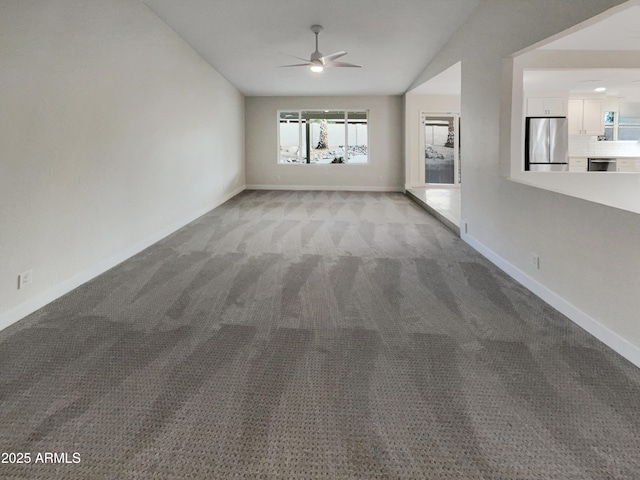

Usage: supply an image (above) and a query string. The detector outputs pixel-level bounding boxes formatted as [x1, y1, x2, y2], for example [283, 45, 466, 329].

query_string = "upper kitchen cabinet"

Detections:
[568, 98, 603, 136]
[526, 97, 567, 117]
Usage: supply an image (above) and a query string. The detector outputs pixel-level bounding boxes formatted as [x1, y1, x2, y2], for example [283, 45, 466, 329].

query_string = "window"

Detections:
[601, 104, 640, 141]
[618, 102, 640, 141]
[422, 114, 460, 185]
[278, 110, 368, 164]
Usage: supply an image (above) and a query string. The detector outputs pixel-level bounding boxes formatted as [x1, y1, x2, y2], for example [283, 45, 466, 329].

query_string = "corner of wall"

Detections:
[461, 230, 640, 369]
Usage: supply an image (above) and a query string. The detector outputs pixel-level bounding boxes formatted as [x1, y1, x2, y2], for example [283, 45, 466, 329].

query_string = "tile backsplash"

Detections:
[569, 135, 640, 157]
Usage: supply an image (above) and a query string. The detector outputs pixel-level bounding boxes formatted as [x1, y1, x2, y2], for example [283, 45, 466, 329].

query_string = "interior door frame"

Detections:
[420, 112, 460, 185]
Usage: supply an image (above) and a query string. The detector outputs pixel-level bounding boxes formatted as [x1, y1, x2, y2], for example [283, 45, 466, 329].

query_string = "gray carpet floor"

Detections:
[1, 190, 639, 479]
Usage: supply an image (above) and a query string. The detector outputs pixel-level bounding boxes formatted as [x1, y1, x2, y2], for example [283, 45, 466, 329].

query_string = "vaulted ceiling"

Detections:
[143, 0, 481, 96]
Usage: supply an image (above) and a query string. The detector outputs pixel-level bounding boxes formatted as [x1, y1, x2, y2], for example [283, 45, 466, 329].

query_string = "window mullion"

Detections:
[298, 111, 303, 162]
[344, 112, 349, 162]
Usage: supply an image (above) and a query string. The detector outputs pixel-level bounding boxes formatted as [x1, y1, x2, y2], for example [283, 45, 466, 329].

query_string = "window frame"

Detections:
[617, 101, 640, 141]
[277, 109, 369, 165]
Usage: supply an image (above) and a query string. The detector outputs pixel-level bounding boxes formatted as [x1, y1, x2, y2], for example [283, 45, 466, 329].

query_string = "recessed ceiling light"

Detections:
[595, 87, 606, 92]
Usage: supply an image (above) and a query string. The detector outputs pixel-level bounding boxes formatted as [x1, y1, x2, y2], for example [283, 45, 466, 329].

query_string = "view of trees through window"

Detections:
[602, 103, 640, 141]
[618, 102, 640, 141]
[278, 110, 368, 164]
[424, 115, 459, 184]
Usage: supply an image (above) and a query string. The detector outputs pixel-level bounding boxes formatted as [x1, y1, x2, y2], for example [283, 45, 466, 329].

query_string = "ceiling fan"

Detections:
[279, 25, 362, 73]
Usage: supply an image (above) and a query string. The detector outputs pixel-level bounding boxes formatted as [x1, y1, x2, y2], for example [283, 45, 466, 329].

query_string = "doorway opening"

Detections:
[404, 62, 462, 234]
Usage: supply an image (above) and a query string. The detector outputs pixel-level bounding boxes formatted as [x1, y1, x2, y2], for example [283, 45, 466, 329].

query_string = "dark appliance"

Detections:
[588, 158, 617, 172]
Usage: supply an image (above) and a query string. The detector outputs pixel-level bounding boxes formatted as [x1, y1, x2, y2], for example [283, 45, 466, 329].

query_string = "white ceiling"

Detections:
[526, 3, 640, 101]
[142, 0, 481, 96]
[524, 69, 640, 100]
[540, 4, 640, 50]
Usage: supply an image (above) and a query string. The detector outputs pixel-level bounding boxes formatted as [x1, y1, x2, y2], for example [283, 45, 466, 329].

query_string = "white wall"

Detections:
[245, 96, 403, 190]
[404, 94, 460, 187]
[409, 0, 640, 365]
[0, 0, 245, 328]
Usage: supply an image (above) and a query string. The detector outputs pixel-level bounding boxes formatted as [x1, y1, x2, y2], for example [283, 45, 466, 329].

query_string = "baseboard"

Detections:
[461, 231, 640, 368]
[0, 185, 246, 333]
[245, 184, 403, 192]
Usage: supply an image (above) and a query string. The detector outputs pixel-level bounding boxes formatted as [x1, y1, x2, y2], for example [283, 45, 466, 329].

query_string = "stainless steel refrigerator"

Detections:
[525, 117, 569, 171]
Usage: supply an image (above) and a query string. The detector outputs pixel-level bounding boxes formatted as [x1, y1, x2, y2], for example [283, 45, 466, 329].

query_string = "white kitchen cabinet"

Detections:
[568, 99, 603, 135]
[527, 97, 566, 116]
[617, 158, 640, 172]
[569, 157, 588, 172]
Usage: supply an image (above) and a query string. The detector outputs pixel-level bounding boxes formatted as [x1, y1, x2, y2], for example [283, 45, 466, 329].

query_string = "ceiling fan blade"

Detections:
[278, 63, 313, 68]
[320, 50, 347, 63]
[280, 52, 313, 63]
[325, 60, 362, 68]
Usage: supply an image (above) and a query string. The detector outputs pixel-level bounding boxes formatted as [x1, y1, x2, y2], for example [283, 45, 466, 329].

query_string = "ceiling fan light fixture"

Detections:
[279, 24, 362, 71]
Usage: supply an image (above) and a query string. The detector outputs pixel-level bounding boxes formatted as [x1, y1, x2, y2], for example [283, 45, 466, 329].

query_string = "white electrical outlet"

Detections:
[18, 269, 33, 289]
[530, 253, 540, 270]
